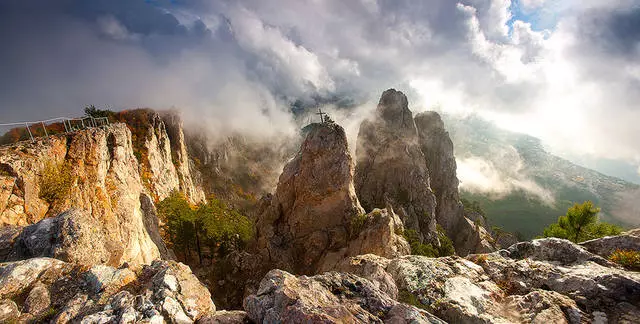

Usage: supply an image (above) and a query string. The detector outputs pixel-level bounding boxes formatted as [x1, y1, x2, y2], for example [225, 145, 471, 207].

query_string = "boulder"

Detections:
[355, 89, 438, 244]
[580, 231, 640, 259]
[319, 207, 410, 271]
[0, 257, 216, 323]
[0, 299, 20, 322]
[6, 209, 112, 265]
[243, 269, 445, 323]
[199, 310, 251, 323]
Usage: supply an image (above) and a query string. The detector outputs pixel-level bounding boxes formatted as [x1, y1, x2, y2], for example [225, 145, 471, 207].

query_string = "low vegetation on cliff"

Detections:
[38, 160, 73, 205]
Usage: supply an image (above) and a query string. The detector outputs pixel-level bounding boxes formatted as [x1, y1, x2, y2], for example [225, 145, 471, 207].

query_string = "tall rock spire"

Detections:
[354, 89, 438, 244]
[255, 121, 409, 274]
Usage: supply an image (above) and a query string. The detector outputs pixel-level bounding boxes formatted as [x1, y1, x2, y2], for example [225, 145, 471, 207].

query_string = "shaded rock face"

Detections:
[415, 111, 495, 255]
[243, 269, 445, 323]
[161, 112, 206, 204]
[355, 89, 437, 243]
[255, 122, 409, 274]
[331, 235, 640, 323]
[0, 124, 161, 265]
[0, 257, 215, 323]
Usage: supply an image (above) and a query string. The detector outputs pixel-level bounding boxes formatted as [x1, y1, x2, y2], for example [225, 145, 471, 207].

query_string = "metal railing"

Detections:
[0, 116, 110, 144]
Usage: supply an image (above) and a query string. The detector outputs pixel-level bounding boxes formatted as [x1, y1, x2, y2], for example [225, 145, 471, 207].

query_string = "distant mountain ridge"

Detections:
[442, 114, 640, 239]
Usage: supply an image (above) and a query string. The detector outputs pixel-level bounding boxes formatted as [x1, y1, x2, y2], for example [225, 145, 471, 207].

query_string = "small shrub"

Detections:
[472, 254, 489, 265]
[609, 249, 640, 271]
[403, 229, 437, 257]
[403, 227, 455, 257]
[350, 213, 368, 236]
[39, 160, 73, 204]
[436, 225, 456, 257]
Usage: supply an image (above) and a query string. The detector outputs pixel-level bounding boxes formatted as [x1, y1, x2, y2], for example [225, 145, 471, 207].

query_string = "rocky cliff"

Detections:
[0, 124, 162, 265]
[415, 111, 495, 255]
[355, 89, 439, 244]
[0, 110, 207, 266]
[355, 89, 493, 255]
[255, 122, 409, 274]
[160, 112, 206, 204]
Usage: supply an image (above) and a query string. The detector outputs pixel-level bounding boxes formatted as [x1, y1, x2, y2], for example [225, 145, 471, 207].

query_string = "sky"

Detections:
[1, 0, 640, 174]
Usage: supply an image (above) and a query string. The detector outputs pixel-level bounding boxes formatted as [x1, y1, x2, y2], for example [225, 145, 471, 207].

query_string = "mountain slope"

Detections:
[443, 114, 640, 239]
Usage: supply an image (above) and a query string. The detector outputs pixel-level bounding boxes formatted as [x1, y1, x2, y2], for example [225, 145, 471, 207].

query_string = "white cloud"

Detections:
[457, 154, 554, 203]
[1, 0, 640, 169]
[521, 0, 546, 10]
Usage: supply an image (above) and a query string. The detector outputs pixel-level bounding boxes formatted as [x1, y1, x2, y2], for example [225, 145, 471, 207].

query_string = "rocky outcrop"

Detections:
[0, 257, 215, 323]
[0, 124, 162, 265]
[161, 112, 206, 204]
[580, 229, 640, 259]
[355, 89, 438, 244]
[319, 207, 410, 272]
[255, 122, 409, 274]
[144, 113, 181, 201]
[255, 122, 364, 273]
[243, 269, 445, 323]
[5, 209, 111, 264]
[415, 111, 495, 255]
[414, 112, 463, 235]
[329, 236, 640, 323]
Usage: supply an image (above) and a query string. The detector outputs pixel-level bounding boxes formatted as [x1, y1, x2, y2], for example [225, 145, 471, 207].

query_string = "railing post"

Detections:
[25, 123, 34, 142]
[42, 122, 48, 137]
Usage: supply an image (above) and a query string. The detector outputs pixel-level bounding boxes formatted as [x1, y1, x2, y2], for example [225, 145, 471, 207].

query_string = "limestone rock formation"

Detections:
[415, 111, 495, 255]
[319, 207, 410, 272]
[331, 235, 640, 323]
[160, 112, 206, 204]
[243, 269, 445, 323]
[355, 89, 438, 243]
[0, 124, 163, 265]
[255, 122, 408, 274]
[414, 111, 463, 234]
[0, 257, 216, 323]
[144, 113, 182, 202]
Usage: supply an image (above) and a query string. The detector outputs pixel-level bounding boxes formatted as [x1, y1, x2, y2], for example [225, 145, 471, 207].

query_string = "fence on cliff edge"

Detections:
[0, 116, 110, 146]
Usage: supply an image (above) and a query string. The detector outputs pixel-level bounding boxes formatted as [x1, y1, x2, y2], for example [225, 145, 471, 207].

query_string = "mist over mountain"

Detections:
[443, 113, 640, 238]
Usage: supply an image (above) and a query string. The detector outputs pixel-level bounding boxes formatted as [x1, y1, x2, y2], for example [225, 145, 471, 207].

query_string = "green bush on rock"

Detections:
[542, 201, 621, 243]
[39, 160, 73, 205]
[403, 226, 455, 257]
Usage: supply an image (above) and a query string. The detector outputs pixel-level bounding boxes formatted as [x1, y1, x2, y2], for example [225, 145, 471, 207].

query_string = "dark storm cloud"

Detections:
[586, 6, 640, 57]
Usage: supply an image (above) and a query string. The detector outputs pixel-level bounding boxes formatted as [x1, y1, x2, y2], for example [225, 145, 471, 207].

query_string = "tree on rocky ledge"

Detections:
[157, 192, 253, 264]
[542, 201, 621, 243]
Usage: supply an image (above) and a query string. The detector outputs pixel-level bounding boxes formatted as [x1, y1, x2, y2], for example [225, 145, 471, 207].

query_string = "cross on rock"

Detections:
[316, 108, 327, 123]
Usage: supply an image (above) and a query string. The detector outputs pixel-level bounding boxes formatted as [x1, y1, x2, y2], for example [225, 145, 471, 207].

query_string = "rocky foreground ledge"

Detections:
[1, 231, 638, 323]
